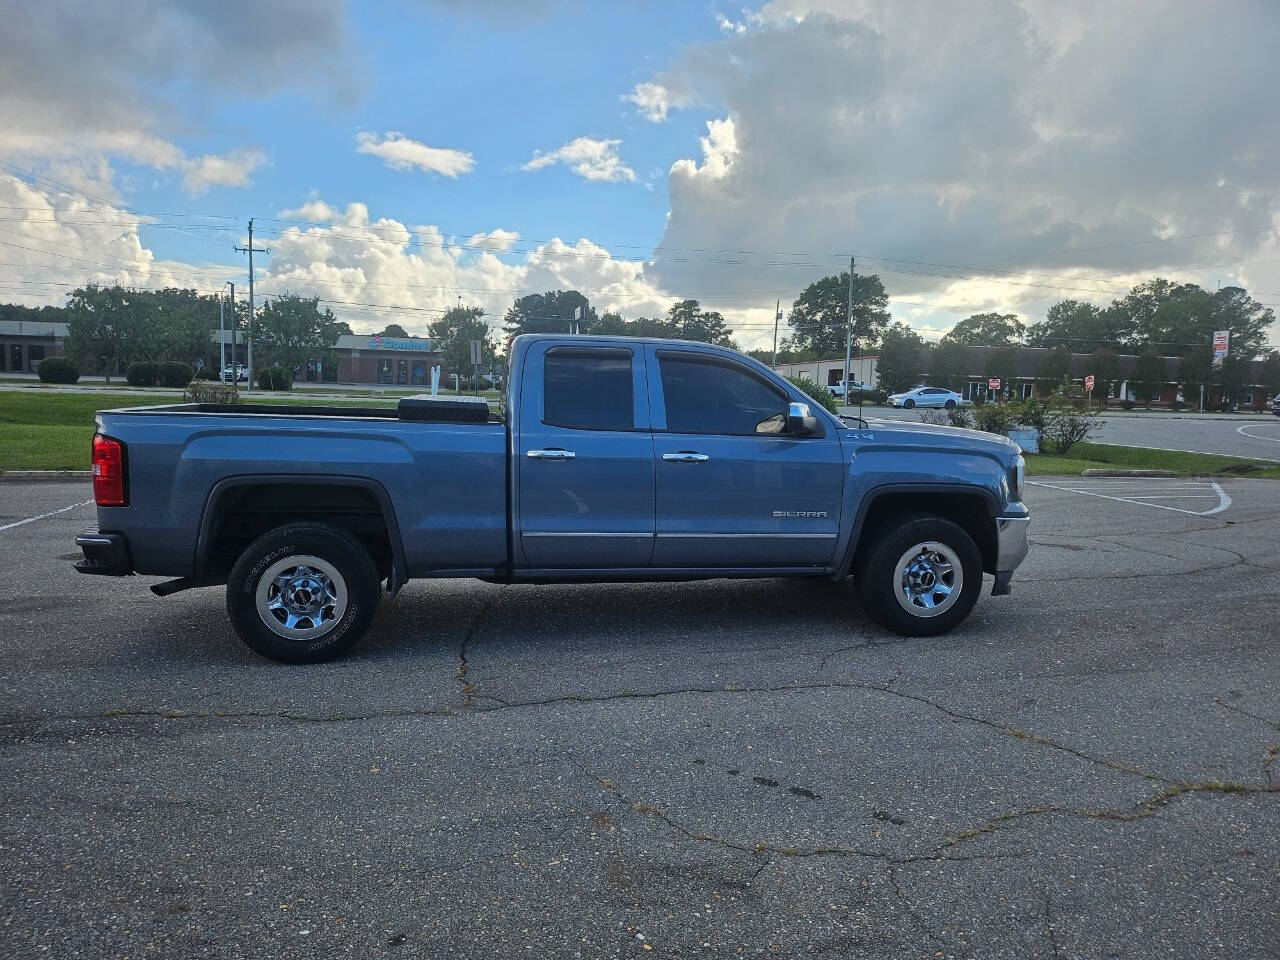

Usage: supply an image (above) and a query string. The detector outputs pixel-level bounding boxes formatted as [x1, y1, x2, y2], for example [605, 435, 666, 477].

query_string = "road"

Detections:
[2, 480, 1277, 958]
[856, 406, 1280, 461]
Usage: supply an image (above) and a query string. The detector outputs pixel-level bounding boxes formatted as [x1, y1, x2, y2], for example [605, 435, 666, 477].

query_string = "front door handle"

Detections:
[662, 452, 710, 463]
[527, 448, 576, 461]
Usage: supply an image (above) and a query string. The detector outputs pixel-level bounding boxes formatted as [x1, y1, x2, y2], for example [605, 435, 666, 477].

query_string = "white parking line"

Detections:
[1237, 423, 1280, 444]
[0, 499, 94, 533]
[1026, 480, 1231, 516]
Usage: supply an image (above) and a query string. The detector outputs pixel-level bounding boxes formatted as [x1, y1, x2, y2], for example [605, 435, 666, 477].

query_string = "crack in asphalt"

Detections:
[0, 678, 1176, 787]
[1213, 697, 1280, 731]
[932, 780, 1279, 857]
[1042, 889, 1062, 960]
[456, 596, 497, 710]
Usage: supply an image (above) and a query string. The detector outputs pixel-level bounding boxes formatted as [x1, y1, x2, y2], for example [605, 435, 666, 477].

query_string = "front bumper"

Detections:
[73, 532, 133, 576]
[992, 501, 1030, 596]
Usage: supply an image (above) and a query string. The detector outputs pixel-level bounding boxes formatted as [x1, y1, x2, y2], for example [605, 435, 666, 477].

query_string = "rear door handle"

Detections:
[527, 448, 576, 461]
[662, 452, 710, 463]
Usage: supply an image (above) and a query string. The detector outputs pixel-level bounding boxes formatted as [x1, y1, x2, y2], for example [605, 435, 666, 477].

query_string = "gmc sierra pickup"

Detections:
[74, 334, 1029, 663]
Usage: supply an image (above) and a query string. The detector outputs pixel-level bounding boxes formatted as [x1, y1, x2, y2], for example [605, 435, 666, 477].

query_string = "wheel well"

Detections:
[202, 483, 395, 580]
[855, 491, 998, 573]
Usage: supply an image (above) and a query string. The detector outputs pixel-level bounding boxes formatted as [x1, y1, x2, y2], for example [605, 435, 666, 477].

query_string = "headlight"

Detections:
[1010, 454, 1025, 501]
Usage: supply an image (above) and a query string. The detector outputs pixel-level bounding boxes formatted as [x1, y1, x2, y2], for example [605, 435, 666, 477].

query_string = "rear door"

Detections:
[646, 347, 845, 567]
[516, 342, 655, 568]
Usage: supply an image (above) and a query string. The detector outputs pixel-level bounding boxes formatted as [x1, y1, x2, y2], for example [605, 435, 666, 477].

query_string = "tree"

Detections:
[1035, 346, 1071, 391]
[334, 321, 354, 336]
[927, 340, 971, 392]
[1130, 349, 1168, 408]
[874, 322, 925, 393]
[1026, 300, 1123, 352]
[783, 271, 889, 356]
[151, 287, 221, 364]
[503, 290, 595, 336]
[1178, 345, 1214, 408]
[1087, 348, 1120, 404]
[985, 346, 1018, 399]
[1215, 353, 1253, 410]
[1259, 352, 1280, 401]
[253, 295, 343, 377]
[382, 323, 409, 338]
[427, 306, 495, 381]
[64, 284, 162, 381]
[664, 299, 736, 348]
[941, 312, 1024, 347]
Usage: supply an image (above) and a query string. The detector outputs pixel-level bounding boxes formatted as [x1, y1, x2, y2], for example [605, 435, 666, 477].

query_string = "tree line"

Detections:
[4, 270, 1275, 401]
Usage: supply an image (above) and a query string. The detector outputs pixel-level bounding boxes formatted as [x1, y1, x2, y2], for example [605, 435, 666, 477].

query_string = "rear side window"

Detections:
[660, 355, 786, 435]
[543, 348, 633, 430]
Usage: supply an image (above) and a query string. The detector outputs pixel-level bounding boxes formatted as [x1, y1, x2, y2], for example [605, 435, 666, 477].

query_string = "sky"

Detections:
[1, 0, 1279, 354]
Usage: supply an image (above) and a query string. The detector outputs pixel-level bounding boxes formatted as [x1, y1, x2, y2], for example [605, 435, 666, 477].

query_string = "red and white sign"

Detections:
[1213, 329, 1229, 367]
[988, 378, 1000, 390]
[1085, 375, 1095, 391]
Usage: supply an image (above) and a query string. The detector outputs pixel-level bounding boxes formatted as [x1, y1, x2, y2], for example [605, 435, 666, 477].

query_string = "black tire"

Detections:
[903, 398, 915, 409]
[855, 512, 982, 636]
[226, 522, 381, 664]
[944, 399, 956, 410]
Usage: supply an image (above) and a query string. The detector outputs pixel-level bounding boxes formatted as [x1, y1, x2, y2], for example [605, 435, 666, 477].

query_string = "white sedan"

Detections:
[887, 386, 965, 409]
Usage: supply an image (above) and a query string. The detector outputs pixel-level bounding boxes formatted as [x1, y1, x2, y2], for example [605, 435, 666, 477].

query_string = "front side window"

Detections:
[660, 355, 787, 435]
[543, 348, 633, 431]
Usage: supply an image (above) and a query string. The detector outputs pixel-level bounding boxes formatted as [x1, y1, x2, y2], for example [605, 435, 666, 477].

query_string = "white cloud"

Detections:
[523, 137, 636, 183]
[716, 12, 747, 34]
[638, 0, 1280, 344]
[354, 131, 475, 177]
[255, 203, 670, 337]
[181, 149, 268, 194]
[623, 81, 693, 123]
[278, 198, 341, 222]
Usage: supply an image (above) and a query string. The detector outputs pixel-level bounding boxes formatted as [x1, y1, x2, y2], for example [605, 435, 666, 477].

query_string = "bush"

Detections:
[917, 409, 950, 426]
[183, 379, 241, 404]
[971, 401, 1021, 435]
[1042, 395, 1102, 454]
[1015, 397, 1051, 432]
[157, 361, 195, 388]
[785, 376, 837, 414]
[257, 365, 293, 391]
[125, 361, 161, 386]
[37, 356, 80, 384]
[1120, 399, 1135, 411]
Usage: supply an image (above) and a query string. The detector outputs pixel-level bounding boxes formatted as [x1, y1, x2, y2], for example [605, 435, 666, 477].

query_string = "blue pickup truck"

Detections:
[75, 334, 1029, 663]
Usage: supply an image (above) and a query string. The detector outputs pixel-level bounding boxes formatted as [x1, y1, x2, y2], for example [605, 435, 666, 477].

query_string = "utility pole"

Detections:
[234, 219, 268, 388]
[843, 256, 854, 411]
[772, 299, 781, 367]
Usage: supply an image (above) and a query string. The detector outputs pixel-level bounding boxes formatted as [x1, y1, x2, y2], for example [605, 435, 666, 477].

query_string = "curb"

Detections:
[0, 470, 92, 483]
[1080, 469, 1176, 478]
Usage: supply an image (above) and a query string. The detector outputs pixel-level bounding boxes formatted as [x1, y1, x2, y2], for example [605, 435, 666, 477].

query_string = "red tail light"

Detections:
[92, 434, 127, 506]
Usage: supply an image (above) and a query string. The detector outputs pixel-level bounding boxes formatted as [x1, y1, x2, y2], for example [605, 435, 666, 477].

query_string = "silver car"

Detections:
[887, 386, 965, 409]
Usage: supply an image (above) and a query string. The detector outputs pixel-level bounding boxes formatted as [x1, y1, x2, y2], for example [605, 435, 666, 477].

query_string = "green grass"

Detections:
[0, 391, 497, 471]
[1025, 442, 1280, 479]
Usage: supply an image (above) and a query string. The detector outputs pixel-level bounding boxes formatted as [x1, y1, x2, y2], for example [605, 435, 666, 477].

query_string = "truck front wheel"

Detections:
[855, 513, 982, 636]
[226, 522, 381, 663]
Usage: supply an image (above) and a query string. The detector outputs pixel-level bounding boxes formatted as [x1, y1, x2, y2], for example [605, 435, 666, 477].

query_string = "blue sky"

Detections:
[2, 0, 1278, 348]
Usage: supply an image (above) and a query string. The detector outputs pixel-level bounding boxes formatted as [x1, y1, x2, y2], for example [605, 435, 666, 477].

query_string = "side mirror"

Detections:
[786, 401, 821, 436]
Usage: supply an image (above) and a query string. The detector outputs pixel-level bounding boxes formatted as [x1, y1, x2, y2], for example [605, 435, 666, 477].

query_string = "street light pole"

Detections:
[842, 256, 854, 410]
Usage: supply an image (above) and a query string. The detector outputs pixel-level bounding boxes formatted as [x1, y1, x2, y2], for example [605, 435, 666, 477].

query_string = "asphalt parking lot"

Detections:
[860, 406, 1280, 461]
[2, 480, 1277, 958]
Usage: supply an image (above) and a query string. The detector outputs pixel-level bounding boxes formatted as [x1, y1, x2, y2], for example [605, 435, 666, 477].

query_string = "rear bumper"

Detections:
[992, 502, 1030, 595]
[73, 532, 134, 576]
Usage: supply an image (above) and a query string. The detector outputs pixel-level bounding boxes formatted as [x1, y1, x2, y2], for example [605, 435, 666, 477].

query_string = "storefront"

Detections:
[0, 319, 67, 373]
[332, 333, 441, 385]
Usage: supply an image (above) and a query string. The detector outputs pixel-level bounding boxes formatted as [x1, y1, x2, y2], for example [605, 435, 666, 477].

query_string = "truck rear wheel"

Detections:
[855, 512, 982, 636]
[226, 522, 381, 663]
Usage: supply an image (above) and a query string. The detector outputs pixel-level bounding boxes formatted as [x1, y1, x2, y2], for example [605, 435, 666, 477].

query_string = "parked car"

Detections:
[828, 380, 865, 399]
[1271, 393, 1280, 416]
[75, 334, 1029, 663]
[887, 386, 966, 409]
[221, 365, 249, 382]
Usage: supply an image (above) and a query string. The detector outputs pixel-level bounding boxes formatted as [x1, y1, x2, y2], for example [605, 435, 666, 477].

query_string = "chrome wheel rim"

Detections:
[254, 554, 347, 641]
[893, 541, 963, 618]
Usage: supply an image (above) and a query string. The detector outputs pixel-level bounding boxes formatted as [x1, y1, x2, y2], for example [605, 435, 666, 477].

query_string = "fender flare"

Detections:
[834, 482, 1001, 578]
[193, 474, 409, 594]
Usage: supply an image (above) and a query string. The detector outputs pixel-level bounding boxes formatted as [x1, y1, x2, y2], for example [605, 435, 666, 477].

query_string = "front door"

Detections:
[517, 343, 655, 568]
[647, 348, 845, 567]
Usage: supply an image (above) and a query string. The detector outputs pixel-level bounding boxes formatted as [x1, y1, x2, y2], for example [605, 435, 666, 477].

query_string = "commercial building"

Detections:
[217, 332, 443, 385]
[0, 319, 68, 373]
[773, 344, 1278, 410]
